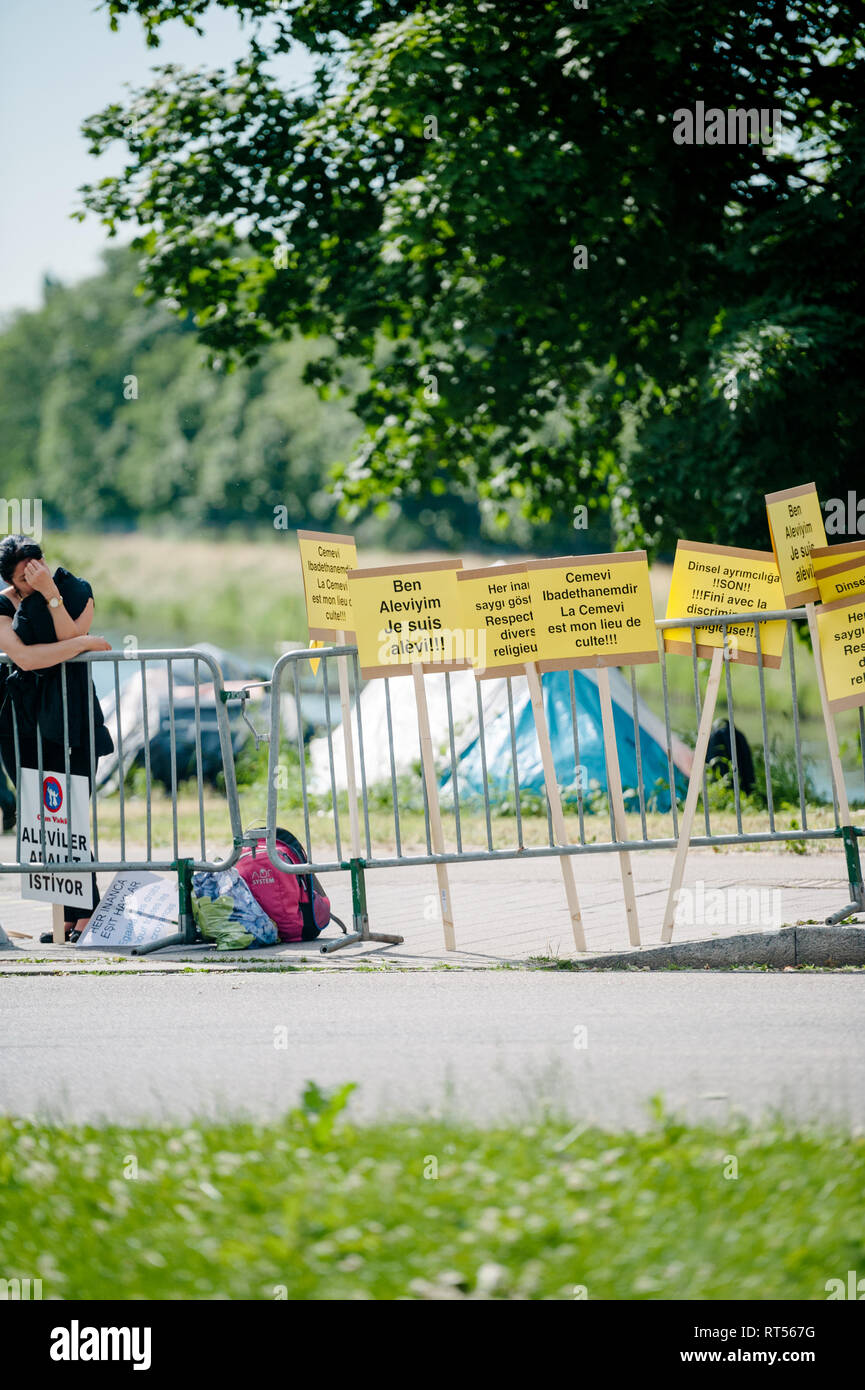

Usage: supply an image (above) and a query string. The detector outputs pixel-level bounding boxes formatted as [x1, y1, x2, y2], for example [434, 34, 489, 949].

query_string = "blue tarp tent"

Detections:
[309, 666, 692, 811]
[441, 668, 689, 813]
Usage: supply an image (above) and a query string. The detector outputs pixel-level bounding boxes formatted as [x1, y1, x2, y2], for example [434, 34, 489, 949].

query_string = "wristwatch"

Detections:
[48, 595, 64, 609]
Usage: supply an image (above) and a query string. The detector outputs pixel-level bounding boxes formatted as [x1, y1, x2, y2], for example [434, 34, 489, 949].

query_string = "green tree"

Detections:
[2, 247, 581, 549]
[81, 0, 864, 552]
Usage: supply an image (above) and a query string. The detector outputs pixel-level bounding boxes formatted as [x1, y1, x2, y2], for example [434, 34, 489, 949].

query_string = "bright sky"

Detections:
[0, 0, 312, 321]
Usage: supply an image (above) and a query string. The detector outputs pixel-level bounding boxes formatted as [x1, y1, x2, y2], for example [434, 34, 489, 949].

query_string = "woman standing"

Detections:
[0, 536, 113, 942]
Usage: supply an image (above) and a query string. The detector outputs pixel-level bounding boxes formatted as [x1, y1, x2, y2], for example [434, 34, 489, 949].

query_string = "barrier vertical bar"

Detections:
[806, 603, 850, 827]
[335, 631, 362, 859]
[629, 668, 648, 840]
[659, 638, 679, 839]
[786, 619, 808, 830]
[475, 681, 494, 852]
[167, 658, 179, 862]
[807, 603, 861, 925]
[350, 649, 373, 859]
[60, 662, 77, 937]
[320, 656, 343, 863]
[568, 669, 587, 845]
[87, 671, 100, 863]
[139, 657, 153, 860]
[525, 662, 586, 951]
[661, 645, 725, 943]
[721, 623, 744, 835]
[113, 658, 126, 862]
[132, 855, 196, 955]
[383, 677, 402, 858]
[319, 854, 405, 954]
[444, 671, 463, 855]
[753, 622, 775, 831]
[412, 663, 456, 951]
[824, 826, 865, 924]
[11, 699, 22, 864]
[178, 857, 196, 943]
[505, 677, 524, 849]
[193, 657, 206, 861]
[597, 666, 640, 946]
[691, 629, 712, 836]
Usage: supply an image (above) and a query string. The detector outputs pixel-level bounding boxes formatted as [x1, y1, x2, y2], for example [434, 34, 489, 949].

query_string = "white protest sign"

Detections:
[75, 872, 179, 949]
[20, 768, 95, 910]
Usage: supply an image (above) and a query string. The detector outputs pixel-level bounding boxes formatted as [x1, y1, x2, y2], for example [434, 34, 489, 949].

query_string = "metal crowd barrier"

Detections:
[2, 618, 862, 957]
[263, 610, 865, 948]
[0, 649, 243, 953]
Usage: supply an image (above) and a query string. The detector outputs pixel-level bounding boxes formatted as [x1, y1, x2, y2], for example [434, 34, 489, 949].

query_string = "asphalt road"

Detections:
[1, 972, 862, 1128]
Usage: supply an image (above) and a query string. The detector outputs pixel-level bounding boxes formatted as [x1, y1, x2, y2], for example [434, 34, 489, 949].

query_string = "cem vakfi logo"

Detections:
[42, 776, 63, 813]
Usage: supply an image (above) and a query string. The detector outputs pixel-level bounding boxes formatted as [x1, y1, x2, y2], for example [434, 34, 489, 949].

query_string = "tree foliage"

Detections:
[0, 248, 581, 550]
[80, 0, 864, 551]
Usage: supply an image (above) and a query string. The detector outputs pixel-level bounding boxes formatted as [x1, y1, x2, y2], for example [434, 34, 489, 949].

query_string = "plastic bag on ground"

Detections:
[192, 868, 279, 950]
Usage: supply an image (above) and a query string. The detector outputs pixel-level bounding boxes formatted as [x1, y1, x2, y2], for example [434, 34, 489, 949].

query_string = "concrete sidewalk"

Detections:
[1, 843, 862, 971]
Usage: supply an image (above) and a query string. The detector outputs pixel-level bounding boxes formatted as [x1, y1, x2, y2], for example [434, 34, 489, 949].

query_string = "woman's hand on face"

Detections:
[23, 559, 57, 599]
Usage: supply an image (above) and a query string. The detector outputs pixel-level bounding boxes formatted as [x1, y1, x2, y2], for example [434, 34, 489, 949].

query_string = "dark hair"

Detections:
[0, 535, 43, 585]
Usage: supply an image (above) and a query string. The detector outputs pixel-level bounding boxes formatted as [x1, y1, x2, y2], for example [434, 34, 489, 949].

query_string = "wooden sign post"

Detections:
[457, 561, 586, 951]
[523, 550, 660, 947]
[297, 530, 361, 858]
[596, 667, 640, 945]
[412, 662, 456, 951]
[661, 540, 787, 942]
[525, 662, 587, 951]
[52, 902, 66, 945]
[347, 559, 469, 949]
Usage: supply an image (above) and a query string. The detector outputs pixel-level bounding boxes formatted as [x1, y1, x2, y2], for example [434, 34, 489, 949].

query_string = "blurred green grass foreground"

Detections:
[1, 1086, 862, 1301]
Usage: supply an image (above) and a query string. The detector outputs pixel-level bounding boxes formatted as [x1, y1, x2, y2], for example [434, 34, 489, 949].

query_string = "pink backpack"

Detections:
[236, 828, 342, 942]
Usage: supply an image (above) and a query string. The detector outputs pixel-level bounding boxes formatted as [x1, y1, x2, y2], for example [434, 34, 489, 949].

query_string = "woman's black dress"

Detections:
[0, 567, 114, 921]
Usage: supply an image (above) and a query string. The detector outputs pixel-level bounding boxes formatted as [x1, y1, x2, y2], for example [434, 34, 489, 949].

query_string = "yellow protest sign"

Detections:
[522, 552, 657, 670]
[815, 592, 865, 713]
[297, 530, 357, 638]
[811, 538, 865, 577]
[457, 564, 538, 677]
[308, 638, 325, 676]
[664, 541, 786, 668]
[816, 553, 865, 605]
[765, 482, 827, 606]
[347, 559, 469, 677]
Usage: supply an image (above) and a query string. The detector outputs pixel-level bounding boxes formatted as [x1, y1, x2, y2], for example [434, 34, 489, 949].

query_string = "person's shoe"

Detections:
[39, 921, 80, 944]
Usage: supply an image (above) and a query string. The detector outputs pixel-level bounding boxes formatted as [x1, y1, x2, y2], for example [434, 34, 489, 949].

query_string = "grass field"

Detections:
[47, 528, 865, 764]
[96, 714, 850, 863]
[49, 529, 506, 660]
[92, 785, 842, 867]
[1, 1090, 861, 1300]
